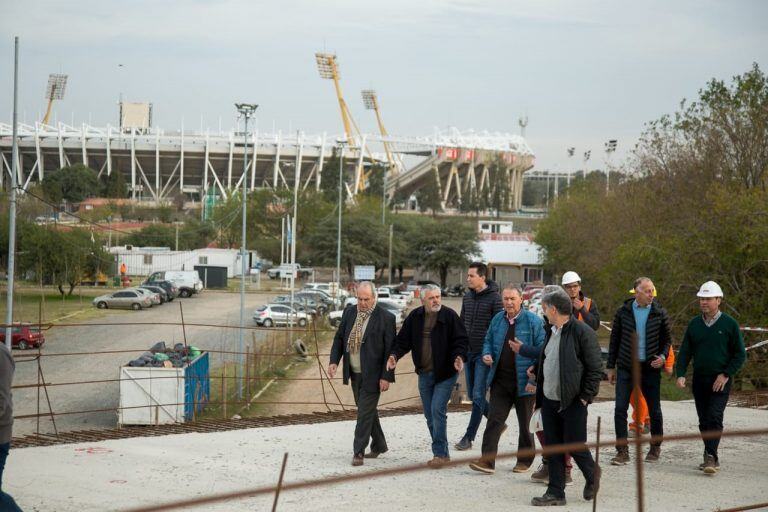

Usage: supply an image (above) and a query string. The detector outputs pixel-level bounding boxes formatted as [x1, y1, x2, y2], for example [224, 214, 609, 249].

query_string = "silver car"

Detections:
[253, 304, 310, 327]
[131, 287, 161, 306]
[93, 290, 153, 310]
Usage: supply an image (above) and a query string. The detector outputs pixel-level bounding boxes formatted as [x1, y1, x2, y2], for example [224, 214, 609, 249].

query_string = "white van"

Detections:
[146, 271, 204, 298]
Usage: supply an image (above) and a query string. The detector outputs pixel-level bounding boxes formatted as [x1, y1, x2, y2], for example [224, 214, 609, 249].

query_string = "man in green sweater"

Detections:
[675, 281, 746, 475]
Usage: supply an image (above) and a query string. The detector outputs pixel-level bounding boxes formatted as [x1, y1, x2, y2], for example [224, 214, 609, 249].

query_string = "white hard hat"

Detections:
[697, 281, 723, 298]
[561, 271, 581, 286]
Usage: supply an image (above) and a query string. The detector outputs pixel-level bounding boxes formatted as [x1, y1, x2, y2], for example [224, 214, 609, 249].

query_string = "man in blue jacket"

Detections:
[468, 284, 545, 474]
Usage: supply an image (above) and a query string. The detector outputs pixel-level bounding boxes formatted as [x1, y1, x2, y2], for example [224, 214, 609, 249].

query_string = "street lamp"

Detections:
[335, 138, 347, 293]
[235, 102, 258, 399]
[604, 139, 617, 191]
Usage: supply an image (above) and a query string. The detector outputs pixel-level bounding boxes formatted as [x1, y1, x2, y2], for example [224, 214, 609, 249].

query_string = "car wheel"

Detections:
[298, 318, 307, 327]
[262, 318, 273, 327]
[179, 289, 191, 298]
[131, 303, 142, 311]
[97, 301, 108, 309]
[17, 340, 29, 350]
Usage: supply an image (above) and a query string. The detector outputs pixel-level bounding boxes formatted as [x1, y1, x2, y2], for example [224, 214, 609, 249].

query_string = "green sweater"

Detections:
[675, 312, 746, 378]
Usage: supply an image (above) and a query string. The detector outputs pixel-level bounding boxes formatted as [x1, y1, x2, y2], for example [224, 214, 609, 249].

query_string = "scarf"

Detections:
[349, 307, 373, 354]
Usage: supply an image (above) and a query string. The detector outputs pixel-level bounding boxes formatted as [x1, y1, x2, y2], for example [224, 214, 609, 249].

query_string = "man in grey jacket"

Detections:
[0, 342, 22, 511]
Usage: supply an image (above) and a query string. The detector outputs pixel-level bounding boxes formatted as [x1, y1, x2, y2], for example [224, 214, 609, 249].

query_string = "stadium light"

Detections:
[315, 53, 337, 80]
[361, 89, 378, 110]
[42, 73, 68, 125]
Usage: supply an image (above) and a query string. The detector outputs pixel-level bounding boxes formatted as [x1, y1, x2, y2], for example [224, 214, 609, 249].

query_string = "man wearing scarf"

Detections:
[329, 281, 396, 466]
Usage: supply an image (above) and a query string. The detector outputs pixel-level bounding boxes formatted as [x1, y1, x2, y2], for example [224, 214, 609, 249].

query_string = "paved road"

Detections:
[12, 290, 286, 436]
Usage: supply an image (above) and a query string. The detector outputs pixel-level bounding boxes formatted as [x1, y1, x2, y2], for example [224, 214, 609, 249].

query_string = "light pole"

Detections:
[5, 37, 19, 349]
[583, 150, 591, 179]
[566, 147, 575, 189]
[235, 102, 258, 399]
[604, 139, 617, 191]
[336, 139, 347, 291]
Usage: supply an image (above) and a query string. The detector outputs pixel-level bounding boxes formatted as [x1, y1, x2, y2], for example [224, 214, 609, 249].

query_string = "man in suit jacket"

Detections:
[329, 281, 396, 466]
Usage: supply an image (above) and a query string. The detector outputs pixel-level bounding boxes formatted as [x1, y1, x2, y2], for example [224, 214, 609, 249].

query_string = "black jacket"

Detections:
[607, 299, 672, 371]
[460, 280, 503, 353]
[392, 305, 469, 384]
[330, 304, 396, 393]
[534, 318, 603, 411]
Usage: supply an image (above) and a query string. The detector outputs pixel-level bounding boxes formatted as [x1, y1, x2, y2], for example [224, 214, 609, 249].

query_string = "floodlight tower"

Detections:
[315, 53, 354, 141]
[42, 73, 68, 126]
[361, 89, 396, 173]
[604, 139, 617, 191]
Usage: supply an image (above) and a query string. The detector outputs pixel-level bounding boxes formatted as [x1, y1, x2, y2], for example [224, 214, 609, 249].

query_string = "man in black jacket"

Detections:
[388, 284, 468, 468]
[531, 287, 603, 507]
[329, 282, 396, 466]
[607, 277, 672, 465]
[455, 262, 503, 451]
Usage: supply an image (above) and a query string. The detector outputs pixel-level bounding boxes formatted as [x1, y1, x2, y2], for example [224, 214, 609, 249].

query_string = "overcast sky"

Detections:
[2, 0, 767, 172]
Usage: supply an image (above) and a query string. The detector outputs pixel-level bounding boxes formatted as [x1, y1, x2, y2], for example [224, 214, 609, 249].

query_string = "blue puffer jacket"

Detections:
[482, 309, 545, 396]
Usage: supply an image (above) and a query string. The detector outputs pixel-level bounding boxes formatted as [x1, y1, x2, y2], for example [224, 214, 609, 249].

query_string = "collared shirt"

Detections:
[349, 314, 371, 373]
[632, 300, 651, 361]
[506, 308, 523, 325]
[703, 310, 722, 327]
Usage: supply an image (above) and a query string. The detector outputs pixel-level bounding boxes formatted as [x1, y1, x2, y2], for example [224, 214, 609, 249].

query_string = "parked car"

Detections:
[272, 296, 319, 317]
[295, 291, 332, 314]
[93, 290, 153, 310]
[378, 286, 414, 304]
[266, 263, 314, 280]
[139, 285, 169, 304]
[376, 288, 408, 310]
[303, 282, 347, 299]
[329, 301, 404, 328]
[131, 287, 161, 306]
[253, 304, 310, 327]
[145, 270, 204, 298]
[442, 284, 465, 297]
[0, 323, 45, 350]
[300, 288, 343, 309]
[150, 280, 179, 301]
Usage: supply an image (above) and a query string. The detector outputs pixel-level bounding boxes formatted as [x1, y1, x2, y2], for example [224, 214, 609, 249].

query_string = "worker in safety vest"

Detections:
[561, 271, 600, 331]
[120, 262, 127, 275]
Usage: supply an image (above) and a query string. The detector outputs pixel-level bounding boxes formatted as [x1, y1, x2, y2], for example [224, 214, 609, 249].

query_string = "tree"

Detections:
[101, 171, 127, 198]
[410, 218, 480, 288]
[42, 164, 101, 203]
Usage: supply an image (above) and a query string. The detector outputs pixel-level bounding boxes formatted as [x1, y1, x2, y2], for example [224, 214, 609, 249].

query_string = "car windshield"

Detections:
[256, 305, 267, 312]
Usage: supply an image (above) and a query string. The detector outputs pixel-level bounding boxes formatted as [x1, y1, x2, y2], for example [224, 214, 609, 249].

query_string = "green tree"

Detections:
[410, 217, 480, 288]
[101, 171, 128, 198]
[42, 164, 101, 203]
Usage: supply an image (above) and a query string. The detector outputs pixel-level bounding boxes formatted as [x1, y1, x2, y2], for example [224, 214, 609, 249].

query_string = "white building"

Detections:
[108, 246, 258, 278]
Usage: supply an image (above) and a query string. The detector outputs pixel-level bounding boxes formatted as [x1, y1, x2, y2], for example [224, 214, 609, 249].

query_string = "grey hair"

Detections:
[420, 283, 441, 298]
[633, 276, 653, 290]
[356, 281, 377, 299]
[541, 286, 572, 316]
[503, 283, 523, 297]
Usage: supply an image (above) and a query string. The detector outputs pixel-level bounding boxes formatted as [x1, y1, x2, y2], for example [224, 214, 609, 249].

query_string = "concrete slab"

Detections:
[5, 402, 767, 511]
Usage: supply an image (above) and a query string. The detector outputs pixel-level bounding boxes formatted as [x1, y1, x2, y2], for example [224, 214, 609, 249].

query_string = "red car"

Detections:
[0, 323, 46, 350]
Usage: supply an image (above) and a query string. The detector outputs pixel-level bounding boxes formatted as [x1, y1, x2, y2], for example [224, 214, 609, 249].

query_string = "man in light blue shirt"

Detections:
[632, 300, 651, 361]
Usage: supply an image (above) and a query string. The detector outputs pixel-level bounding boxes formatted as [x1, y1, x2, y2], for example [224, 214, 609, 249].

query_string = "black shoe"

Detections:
[352, 453, 364, 466]
[531, 493, 566, 507]
[455, 436, 472, 451]
[583, 482, 597, 501]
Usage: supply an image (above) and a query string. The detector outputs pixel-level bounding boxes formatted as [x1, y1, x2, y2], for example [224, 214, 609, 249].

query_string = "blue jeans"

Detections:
[0, 443, 22, 512]
[463, 352, 490, 441]
[418, 371, 459, 457]
[614, 366, 663, 445]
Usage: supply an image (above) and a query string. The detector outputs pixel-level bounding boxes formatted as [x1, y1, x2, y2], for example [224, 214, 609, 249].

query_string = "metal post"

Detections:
[387, 224, 393, 286]
[235, 103, 258, 400]
[335, 143, 345, 288]
[5, 37, 20, 349]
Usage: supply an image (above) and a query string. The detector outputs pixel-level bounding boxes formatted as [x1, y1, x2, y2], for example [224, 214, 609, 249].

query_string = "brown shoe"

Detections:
[531, 462, 549, 483]
[469, 459, 495, 474]
[611, 447, 630, 466]
[427, 456, 451, 469]
[702, 454, 718, 475]
[645, 445, 661, 463]
[364, 449, 387, 459]
[352, 453, 364, 466]
[513, 462, 531, 473]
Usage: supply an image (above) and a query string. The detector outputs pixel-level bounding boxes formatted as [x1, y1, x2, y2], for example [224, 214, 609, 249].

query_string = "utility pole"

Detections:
[175, 224, 179, 251]
[5, 37, 19, 349]
[235, 103, 258, 399]
[387, 224, 393, 286]
[336, 140, 347, 290]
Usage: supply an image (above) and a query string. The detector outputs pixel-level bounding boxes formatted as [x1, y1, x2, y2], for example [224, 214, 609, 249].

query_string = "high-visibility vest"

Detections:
[576, 297, 592, 321]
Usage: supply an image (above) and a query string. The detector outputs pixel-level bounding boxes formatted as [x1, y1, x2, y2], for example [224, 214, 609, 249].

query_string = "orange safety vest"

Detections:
[120, 263, 127, 274]
[576, 297, 592, 321]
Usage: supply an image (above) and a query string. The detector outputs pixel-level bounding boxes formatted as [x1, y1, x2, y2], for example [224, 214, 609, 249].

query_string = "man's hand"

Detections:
[482, 354, 493, 366]
[607, 369, 616, 385]
[580, 399, 588, 406]
[526, 365, 536, 380]
[509, 338, 523, 353]
[379, 379, 390, 393]
[454, 356, 464, 372]
[650, 355, 664, 369]
[713, 373, 729, 392]
[676, 376, 686, 389]
[386, 355, 397, 371]
[572, 297, 584, 310]
[525, 383, 536, 394]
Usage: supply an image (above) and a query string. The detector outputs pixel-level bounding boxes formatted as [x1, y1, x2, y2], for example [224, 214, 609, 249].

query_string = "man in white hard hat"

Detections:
[560, 271, 600, 331]
[675, 281, 746, 475]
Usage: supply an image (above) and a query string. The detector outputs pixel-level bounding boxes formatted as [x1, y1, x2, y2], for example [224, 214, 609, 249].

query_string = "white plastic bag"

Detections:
[529, 408, 543, 433]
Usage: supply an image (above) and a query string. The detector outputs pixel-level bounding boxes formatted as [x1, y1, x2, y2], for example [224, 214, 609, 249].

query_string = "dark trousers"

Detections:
[614, 366, 663, 445]
[541, 397, 595, 499]
[481, 373, 535, 467]
[0, 443, 22, 512]
[692, 374, 731, 461]
[350, 373, 387, 456]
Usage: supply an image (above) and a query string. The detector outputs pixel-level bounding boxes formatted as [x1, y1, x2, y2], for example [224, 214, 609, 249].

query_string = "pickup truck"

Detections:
[266, 264, 314, 280]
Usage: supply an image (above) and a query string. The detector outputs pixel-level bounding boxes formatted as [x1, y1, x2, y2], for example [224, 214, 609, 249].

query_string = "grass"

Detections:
[0, 283, 128, 323]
